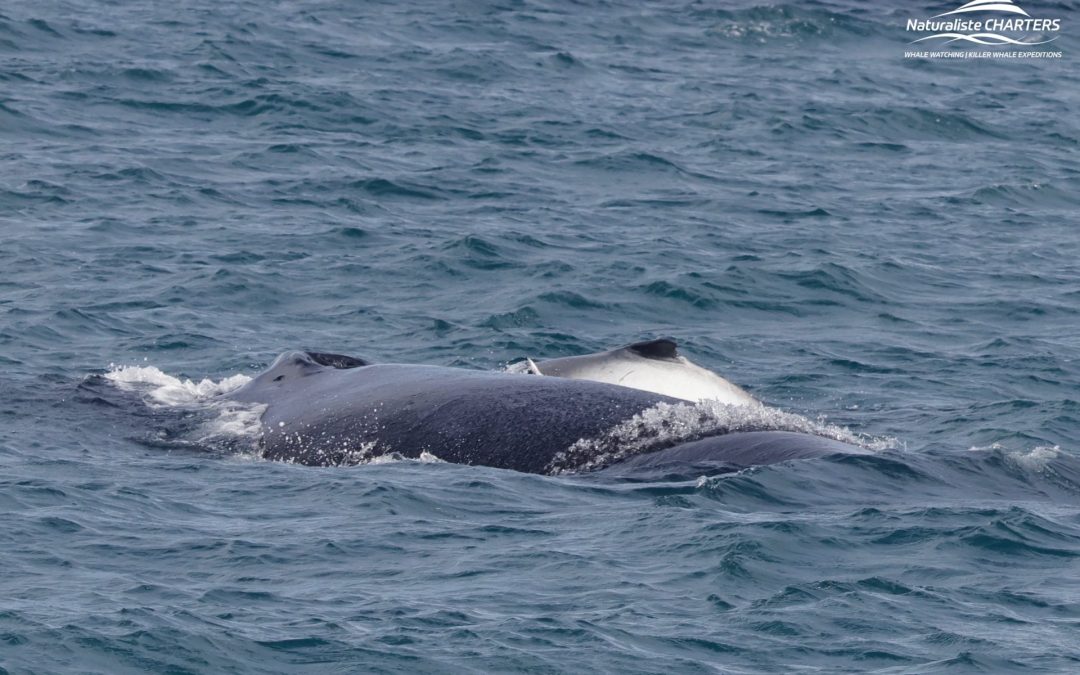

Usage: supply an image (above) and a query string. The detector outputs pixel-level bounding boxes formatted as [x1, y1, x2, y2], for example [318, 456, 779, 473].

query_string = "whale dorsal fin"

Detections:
[623, 338, 678, 361]
[306, 352, 369, 369]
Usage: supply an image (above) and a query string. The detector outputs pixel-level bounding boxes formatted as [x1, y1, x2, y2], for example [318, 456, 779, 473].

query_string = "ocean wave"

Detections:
[4, 0, 1080, 668]
[700, 4, 885, 43]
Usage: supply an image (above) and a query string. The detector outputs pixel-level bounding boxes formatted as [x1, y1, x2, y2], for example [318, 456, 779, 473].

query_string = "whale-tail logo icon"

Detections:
[932, 0, 1030, 19]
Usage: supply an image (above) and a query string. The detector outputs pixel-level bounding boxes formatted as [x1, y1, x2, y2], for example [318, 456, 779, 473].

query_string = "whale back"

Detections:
[234, 355, 680, 472]
[232, 350, 864, 474]
[596, 431, 866, 480]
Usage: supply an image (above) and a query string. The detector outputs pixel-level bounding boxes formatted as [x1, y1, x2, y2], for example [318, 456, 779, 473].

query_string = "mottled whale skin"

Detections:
[230, 350, 867, 474]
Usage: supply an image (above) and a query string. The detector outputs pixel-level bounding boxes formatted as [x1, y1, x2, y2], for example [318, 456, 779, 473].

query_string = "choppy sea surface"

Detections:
[3, 0, 1080, 671]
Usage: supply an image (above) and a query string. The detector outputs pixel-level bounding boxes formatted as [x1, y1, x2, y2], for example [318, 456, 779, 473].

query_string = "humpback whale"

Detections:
[228, 342, 868, 474]
[506, 338, 757, 405]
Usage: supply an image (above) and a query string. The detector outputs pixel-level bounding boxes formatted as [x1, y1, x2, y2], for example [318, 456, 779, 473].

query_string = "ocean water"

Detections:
[3, 0, 1080, 671]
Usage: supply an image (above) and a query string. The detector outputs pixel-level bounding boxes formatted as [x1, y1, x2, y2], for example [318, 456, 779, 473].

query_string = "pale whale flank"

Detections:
[506, 338, 757, 406]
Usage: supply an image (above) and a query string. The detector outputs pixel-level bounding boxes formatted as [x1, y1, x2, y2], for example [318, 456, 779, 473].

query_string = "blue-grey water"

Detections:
[3, 0, 1080, 671]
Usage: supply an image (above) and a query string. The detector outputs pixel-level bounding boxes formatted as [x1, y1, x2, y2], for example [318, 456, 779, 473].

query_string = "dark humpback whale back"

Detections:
[233, 351, 684, 472]
[231, 351, 869, 474]
[595, 431, 861, 480]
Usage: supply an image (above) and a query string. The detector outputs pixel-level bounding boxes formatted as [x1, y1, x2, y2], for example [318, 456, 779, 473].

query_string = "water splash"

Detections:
[548, 400, 897, 474]
[106, 364, 261, 446]
[970, 442, 1064, 472]
[105, 364, 250, 405]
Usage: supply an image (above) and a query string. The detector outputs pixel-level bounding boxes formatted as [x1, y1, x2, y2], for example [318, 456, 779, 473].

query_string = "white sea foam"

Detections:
[196, 401, 266, 444]
[366, 450, 446, 466]
[106, 364, 251, 406]
[1010, 445, 1061, 471]
[106, 364, 261, 444]
[969, 442, 1062, 472]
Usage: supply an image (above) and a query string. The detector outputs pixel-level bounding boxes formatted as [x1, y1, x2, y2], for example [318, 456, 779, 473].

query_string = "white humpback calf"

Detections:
[506, 338, 758, 406]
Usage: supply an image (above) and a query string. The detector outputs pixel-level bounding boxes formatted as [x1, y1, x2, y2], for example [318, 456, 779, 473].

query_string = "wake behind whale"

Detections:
[102, 340, 884, 476]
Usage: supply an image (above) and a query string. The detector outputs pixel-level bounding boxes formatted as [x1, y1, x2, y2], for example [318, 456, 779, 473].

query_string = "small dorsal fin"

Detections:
[305, 352, 369, 369]
[623, 338, 678, 360]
